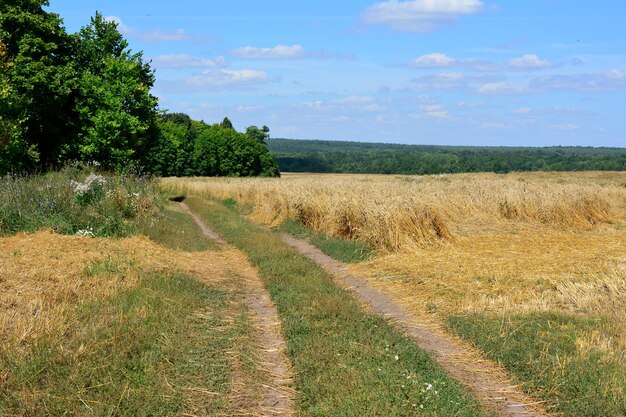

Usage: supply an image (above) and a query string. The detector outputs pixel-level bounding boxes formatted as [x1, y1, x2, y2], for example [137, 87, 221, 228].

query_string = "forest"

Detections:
[268, 139, 626, 174]
[0, 1, 278, 177]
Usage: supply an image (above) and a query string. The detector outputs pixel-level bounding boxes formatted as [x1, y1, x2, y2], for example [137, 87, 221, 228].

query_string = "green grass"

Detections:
[447, 311, 626, 417]
[138, 203, 215, 251]
[0, 169, 160, 237]
[0, 270, 251, 416]
[276, 218, 373, 263]
[185, 196, 489, 416]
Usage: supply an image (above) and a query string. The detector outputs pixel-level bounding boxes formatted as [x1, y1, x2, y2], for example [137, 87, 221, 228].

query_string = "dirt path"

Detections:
[182, 202, 295, 416]
[281, 233, 548, 417]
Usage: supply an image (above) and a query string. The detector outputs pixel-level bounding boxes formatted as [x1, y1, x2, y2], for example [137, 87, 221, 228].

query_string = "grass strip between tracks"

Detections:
[185, 196, 490, 417]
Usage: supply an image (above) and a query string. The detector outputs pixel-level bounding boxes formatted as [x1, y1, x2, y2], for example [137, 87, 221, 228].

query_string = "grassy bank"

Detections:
[184, 196, 488, 416]
[0, 168, 160, 237]
[448, 312, 626, 417]
[0, 205, 260, 416]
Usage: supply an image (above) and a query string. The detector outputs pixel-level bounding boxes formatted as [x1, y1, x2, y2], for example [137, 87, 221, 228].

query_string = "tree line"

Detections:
[268, 139, 626, 174]
[0, 1, 278, 177]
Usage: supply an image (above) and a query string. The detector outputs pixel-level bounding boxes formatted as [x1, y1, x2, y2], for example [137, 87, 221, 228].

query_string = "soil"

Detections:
[281, 233, 548, 417]
[183, 203, 295, 416]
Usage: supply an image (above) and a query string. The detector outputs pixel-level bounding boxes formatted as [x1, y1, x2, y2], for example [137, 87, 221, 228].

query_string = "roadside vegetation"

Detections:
[164, 172, 626, 417]
[0, 167, 159, 237]
[182, 196, 488, 416]
[0, 204, 263, 416]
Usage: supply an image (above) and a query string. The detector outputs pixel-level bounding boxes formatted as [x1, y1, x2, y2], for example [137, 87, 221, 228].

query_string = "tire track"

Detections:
[182, 202, 295, 416]
[281, 233, 548, 417]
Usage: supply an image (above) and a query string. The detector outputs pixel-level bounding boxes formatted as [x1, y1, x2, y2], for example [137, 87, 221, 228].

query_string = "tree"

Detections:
[220, 117, 234, 130]
[73, 12, 159, 170]
[245, 125, 270, 143]
[0, 0, 77, 172]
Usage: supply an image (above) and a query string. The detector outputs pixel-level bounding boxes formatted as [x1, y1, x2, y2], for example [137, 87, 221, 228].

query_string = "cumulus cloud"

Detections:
[549, 123, 579, 131]
[105, 16, 197, 43]
[302, 96, 386, 112]
[166, 69, 271, 92]
[530, 70, 626, 93]
[409, 103, 453, 120]
[408, 72, 502, 92]
[507, 54, 556, 70]
[477, 81, 527, 94]
[232, 44, 306, 59]
[411, 53, 455, 67]
[151, 54, 226, 69]
[362, 0, 483, 33]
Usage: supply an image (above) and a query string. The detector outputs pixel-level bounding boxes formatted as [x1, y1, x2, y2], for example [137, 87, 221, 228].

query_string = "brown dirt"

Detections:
[183, 203, 295, 417]
[280, 233, 549, 417]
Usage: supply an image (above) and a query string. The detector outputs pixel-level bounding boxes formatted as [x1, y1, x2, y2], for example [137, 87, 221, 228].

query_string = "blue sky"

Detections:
[47, 1, 625, 146]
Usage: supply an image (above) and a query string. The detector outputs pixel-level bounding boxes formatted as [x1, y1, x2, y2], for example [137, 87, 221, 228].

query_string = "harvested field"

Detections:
[0, 226, 275, 415]
[162, 171, 626, 416]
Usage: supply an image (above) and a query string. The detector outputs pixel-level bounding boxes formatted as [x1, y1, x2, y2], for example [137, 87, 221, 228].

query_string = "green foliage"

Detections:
[73, 13, 158, 170]
[447, 312, 626, 417]
[268, 139, 626, 174]
[0, 168, 160, 237]
[147, 112, 280, 177]
[0, 4, 275, 176]
[0, 0, 78, 171]
[0, 4, 157, 173]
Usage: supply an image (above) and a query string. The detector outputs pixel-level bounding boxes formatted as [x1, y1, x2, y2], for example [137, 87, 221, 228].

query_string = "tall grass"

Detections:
[0, 167, 160, 237]
[161, 172, 626, 251]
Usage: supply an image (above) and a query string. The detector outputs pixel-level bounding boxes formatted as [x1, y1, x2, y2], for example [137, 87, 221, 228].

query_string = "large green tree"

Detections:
[73, 12, 158, 170]
[0, 0, 77, 171]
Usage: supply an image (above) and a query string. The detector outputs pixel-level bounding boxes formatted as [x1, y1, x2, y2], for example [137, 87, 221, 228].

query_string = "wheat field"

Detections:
[162, 171, 626, 364]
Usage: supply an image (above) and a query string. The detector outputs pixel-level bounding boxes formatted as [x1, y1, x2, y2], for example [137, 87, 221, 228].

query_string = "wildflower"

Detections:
[395, 355, 399, 360]
[76, 227, 95, 238]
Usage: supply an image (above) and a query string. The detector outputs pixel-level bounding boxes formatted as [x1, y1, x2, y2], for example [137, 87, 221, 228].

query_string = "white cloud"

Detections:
[549, 123, 579, 131]
[512, 107, 532, 114]
[152, 54, 226, 69]
[235, 105, 262, 112]
[302, 96, 386, 112]
[105, 16, 195, 43]
[231, 44, 306, 59]
[331, 95, 375, 105]
[410, 103, 453, 120]
[477, 81, 527, 94]
[530, 70, 626, 92]
[411, 53, 455, 67]
[362, 0, 483, 33]
[409, 72, 502, 92]
[481, 122, 507, 129]
[507, 54, 556, 69]
[173, 69, 270, 92]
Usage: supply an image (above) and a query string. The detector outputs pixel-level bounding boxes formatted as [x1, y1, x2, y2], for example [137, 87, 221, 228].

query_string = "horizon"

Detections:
[47, 1, 626, 147]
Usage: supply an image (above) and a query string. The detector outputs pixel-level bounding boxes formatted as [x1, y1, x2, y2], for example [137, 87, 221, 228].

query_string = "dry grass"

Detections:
[161, 171, 626, 361]
[0, 230, 255, 357]
[161, 171, 626, 251]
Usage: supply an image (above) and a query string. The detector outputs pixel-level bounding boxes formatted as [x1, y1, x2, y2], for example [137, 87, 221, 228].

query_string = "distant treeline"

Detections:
[268, 139, 626, 174]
